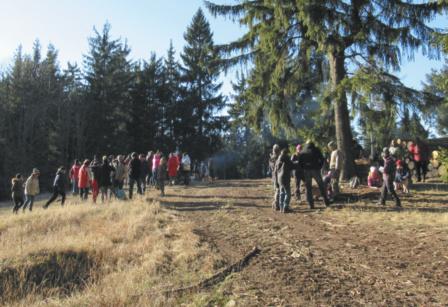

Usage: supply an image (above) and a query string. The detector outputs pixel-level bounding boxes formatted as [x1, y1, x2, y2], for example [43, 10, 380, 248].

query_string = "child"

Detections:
[158, 156, 167, 196]
[367, 166, 382, 188]
[11, 174, 24, 214]
[394, 160, 410, 194]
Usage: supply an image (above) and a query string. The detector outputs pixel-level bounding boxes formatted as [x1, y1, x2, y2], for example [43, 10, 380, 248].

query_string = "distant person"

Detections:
[323, 141, 342, 200]
[90, 158, 102, 203]
[377, 148, 401, 207]
[181, 153, 191, 185]
[113, 155, 126, 191]
[151, 151, 161, 187]
[275, 148, 297, 213]
[409, 138, 429, 182]
[69, 160, 81, 195]
[128, 152, 142, 199]
[291, 144, 304, 202]
[78, 160, 90, 200]
[394, 160, 410, 194]
[208, 157, 215, 183]
[167, 153, 179, 185]
[11, 173, 24, 214]
[99, 156, 115, 202]
[269, 144, 281, 210]
[23, 168, 40, 211]
[43, 167, 67, 209]
[146, 151, 153, 185]
[367, 166, 382, 188]
[139, 154, 149, 193]
[158, 156, 167, 196]
[299, 141, 330, 209]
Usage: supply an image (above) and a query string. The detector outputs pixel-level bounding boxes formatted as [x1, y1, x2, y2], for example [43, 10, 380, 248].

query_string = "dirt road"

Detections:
[154, 179, 448, 306]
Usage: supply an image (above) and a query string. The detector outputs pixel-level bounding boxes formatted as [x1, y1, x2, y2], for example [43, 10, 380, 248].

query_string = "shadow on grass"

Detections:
[331, 204, 448, 213]
[160, 199, 267, 212]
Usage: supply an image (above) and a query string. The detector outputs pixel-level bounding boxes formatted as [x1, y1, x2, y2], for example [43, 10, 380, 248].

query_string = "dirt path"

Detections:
[152, 179, 448, 306]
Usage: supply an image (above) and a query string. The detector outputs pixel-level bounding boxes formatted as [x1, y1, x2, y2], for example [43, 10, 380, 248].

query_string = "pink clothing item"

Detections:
[368, 172, 382, 188]
[152, 154, 161, 171]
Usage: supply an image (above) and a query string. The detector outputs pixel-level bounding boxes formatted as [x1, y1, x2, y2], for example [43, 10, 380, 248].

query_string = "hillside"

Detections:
[1, 179, 448, 306]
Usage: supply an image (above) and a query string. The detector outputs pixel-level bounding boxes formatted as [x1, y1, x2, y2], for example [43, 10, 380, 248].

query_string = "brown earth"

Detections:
[149, 179, 448, 306]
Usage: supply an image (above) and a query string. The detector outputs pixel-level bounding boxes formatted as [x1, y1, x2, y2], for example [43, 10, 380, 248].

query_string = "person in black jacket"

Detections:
[43, 167, 66, 208]
[99, 156, 115, 202]
[299, 141, 330, 209]
[128, 152, 142, 199]
[275, 148, 298, 213]
[11, 174, 24, 213]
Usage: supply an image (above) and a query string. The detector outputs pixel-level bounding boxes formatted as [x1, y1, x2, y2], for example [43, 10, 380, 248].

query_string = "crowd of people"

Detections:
[269, 138, 432, 213]
[9, 151, 218, 213]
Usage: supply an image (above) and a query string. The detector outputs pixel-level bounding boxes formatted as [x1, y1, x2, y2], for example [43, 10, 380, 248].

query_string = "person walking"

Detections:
[99, 156, 115, 202]
[69, 160, 81, 195]
[43, 167, 67, 208]
[323, 141, 342, 200]
[275, 148, 297, 213]
[128, 152, 142, 199]
[167, 153, 179, 185]
[269, 144, 281, 210]
[181, 153, 192, 185]
[377, 148, 401, 207]
[158, 156, 168, 196]
[299, 141, 330, 209]
[78, 160, 90, 200]
[291, 144, 304, 202]
[23, 168, 40, 211]
[11, 174, 25, 214]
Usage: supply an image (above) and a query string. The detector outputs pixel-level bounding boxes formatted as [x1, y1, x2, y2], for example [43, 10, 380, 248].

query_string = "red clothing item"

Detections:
[78, 165, 90, 188]
[409, 144, 421, 162]
[70, 164, 81, 180]
[168, 156, 179, 177]
[368, 172, 382, 188]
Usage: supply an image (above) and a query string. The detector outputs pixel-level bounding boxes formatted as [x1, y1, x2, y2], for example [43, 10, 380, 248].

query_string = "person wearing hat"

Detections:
[43, 167, 67, 209]
[11, 173, 25, 214]
[323, 141, 342, 200]
[269, 144, 281, 210]
[377, 148, 401, 207]
[78, 160, 90, 200]
[291, 144, 304, 202]
[23, 168, 40, 211]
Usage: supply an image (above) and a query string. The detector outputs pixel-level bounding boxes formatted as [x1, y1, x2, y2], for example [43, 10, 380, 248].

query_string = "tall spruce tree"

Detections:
[206, 0, 448, 179]
[180, 8, 227, 159]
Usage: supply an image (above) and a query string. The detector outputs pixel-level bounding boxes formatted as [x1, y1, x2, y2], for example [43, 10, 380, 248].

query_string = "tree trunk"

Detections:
[328, 51, 356, 180]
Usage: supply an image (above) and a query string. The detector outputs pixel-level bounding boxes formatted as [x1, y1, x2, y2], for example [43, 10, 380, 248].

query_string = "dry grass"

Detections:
[0, 197, 222, 306]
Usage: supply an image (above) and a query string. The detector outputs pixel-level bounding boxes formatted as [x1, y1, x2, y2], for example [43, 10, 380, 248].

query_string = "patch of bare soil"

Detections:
[152, 179, 448, 306]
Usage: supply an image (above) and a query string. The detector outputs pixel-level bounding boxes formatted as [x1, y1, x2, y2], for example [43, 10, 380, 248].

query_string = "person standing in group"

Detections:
[158, 156, 168, 196]
[377, 148, 401, 207]
[90, 158, 101, 204]
[146, 151, 153, 186]
[291, 144, 304, 202]
[208, 157, 215, 183]
[99, 156, 115, 202]
[23, 168, 40, 211]
[11, 174, 25, 214]
[43, 167, 67, 209]
[269, 144, 281, 210]
[69, 160, 81, 195]
[78, 160, 90, 200]
[275, 148, 297, 213]
[151, 151, 161, 188]
[167, 153, 179, 185]
[181, 152, 191, 185]
[128, 152, 142, 199]
[299, 141, 330, 209]
[324, 141, 342, 200]
[394, 160, 410, 194]
[409, 138, 429, 182]
[112, 155, 126, 194]
[139, 154, 149, 193]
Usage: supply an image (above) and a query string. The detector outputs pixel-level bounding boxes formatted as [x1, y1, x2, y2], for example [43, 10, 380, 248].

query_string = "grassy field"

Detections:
[1, 180, 448, 306]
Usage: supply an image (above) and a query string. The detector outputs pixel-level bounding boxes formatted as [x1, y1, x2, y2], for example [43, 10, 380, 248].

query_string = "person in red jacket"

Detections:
[78, 160, 90, 200]
[409, 138, 429, 182]
[167, 153, 179, 185]
[69, 159, 81, 195]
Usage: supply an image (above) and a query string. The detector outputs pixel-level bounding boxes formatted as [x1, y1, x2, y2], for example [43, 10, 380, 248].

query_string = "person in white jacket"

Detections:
[23, 168, 40, 212]
[181, 153, 191, 185]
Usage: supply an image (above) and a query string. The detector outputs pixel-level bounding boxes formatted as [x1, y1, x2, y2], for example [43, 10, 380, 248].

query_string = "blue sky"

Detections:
[0, 0, 447, 96]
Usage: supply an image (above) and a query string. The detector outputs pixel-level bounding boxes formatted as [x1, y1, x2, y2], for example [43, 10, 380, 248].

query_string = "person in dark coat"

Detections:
[99, 156, 115, 202]
[139, 154, 149, 193]
[291, 144, 304, 202]
[11, 174, 24, 214]
[158, 156, 167, 196]
[299, 141, 330, 209]
[378, 148, 401, 207]
[128, 152, 142, 199]
[269, 144, 281, 210]
[43, 167, 67, 208]
[275, 148, 298, 213]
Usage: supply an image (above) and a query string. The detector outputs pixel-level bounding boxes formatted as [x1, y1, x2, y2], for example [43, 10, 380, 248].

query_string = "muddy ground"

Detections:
[153, 179, 448, 306]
